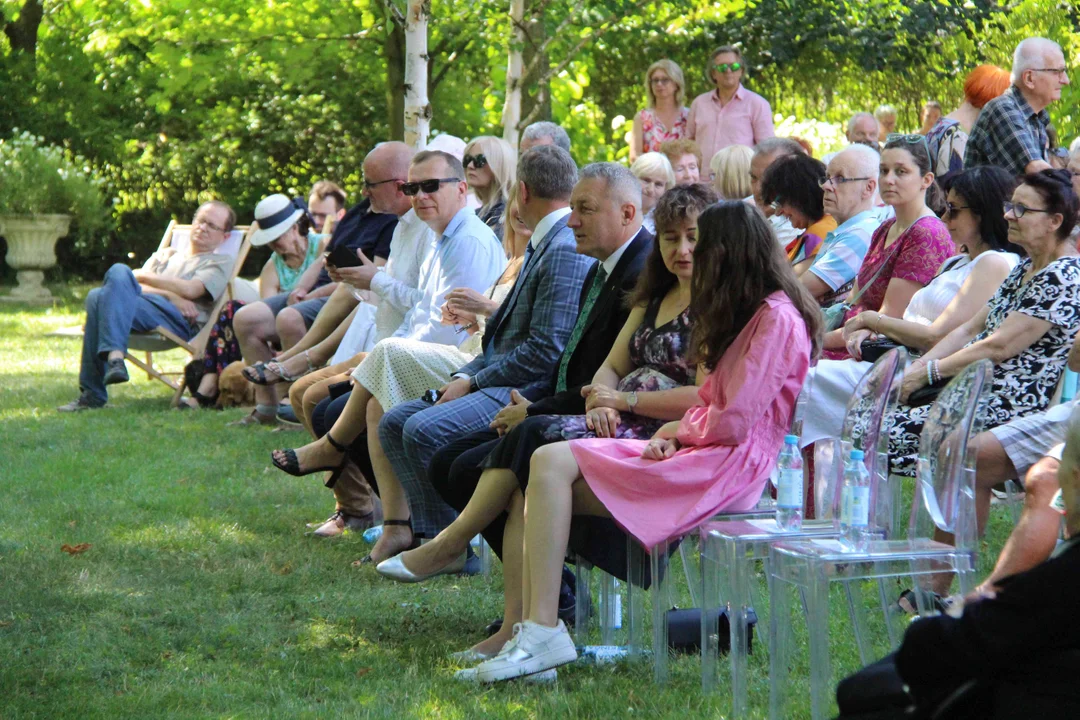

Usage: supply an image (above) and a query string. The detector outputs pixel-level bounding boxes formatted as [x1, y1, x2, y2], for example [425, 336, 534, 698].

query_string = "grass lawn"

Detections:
[0, 285, 1015, 719]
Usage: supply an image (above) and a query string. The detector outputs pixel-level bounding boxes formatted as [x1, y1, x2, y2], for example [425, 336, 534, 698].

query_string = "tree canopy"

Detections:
[1, 0, 1077, 277]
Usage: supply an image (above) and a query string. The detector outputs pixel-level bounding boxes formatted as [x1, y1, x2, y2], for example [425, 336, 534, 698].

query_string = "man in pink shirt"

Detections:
[686, 46, 775, 162]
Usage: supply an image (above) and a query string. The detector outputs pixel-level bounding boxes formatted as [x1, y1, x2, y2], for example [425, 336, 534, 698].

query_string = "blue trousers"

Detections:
[378, 389, 511, 538]
[80, 263, 194, 403]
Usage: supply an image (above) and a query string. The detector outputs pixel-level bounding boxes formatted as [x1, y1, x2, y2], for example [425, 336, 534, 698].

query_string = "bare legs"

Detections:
[397, 468, 520, 575]
[268, 305, 359, 383]
[272, 381, 372, 473]
[275, 284, 358, 362]
[362, 398, 416, 563]
[234, 302, 282, 414]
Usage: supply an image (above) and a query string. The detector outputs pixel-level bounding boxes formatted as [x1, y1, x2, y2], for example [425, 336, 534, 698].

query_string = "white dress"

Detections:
[799, 250, 1019, 447]
[351, 283, 512, 409]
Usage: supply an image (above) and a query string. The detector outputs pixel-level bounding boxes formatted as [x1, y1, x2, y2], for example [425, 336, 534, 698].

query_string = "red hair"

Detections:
[963, 65, 1011, 109]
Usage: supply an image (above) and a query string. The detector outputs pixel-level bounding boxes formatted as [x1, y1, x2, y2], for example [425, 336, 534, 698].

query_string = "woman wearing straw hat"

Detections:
[182, 193, 327, 408]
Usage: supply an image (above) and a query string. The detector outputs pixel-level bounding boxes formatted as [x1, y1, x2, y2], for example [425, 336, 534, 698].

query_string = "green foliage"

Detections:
[0, 130, 112, 246]
[0, 0, 1078, 278]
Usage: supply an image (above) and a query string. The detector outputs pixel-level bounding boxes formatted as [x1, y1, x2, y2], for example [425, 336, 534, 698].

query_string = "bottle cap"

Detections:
[850, 449, 865, 461]
[784, 434, 798, 444]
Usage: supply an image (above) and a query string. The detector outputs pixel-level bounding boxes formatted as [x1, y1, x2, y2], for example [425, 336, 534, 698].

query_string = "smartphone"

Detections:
[327, 244, 363, 268]
[422, 389, 442, 403]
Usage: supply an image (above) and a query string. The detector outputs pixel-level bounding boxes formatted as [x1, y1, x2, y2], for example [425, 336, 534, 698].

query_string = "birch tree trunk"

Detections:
[403, 0, 431, 150]
[501, 0, 525, 149]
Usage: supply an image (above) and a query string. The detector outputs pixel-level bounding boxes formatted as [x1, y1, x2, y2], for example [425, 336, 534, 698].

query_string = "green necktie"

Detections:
[556, 266, 608, 392]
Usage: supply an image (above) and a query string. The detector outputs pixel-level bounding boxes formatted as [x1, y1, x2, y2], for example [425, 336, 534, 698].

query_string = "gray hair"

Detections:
[1012, 37, 1063, 84]
[580, 162, 643, 210]
[847, 112, 878, 136]
[518, 145, 578, 201]
[833, 143, 881, 178]
[521, 121, 571, 152]
[752, 137, 805, 160]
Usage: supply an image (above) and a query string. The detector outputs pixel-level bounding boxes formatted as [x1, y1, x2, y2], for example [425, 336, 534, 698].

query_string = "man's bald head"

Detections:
[365, 142, 414, 179]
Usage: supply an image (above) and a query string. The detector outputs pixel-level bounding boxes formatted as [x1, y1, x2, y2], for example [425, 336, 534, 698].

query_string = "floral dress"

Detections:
[639, 107, 690, 154]
[885, 256, 1080, 476]
[485, 296, 693, 488]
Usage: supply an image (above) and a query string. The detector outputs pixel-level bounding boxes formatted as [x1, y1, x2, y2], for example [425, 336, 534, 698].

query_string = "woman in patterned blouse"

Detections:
[629, 59, 689, 161]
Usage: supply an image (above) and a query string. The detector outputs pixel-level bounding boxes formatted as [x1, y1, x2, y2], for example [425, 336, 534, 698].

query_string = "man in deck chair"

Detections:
[57, 201, 236, 412]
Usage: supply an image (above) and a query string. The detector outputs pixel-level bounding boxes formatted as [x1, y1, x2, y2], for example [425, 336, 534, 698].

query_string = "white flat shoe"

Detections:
[375, 551, 467, 583]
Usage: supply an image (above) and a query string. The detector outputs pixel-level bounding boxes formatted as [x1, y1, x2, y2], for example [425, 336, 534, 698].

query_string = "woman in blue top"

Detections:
[182, 194, 327, 408]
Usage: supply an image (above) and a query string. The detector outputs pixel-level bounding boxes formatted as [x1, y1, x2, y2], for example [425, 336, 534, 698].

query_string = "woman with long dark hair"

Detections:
[454, 200, 821, 683]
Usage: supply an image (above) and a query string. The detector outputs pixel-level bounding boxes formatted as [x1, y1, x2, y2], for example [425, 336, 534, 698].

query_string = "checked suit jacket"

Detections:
[455, 214, 595, 398]
[522, 226, 653, 415]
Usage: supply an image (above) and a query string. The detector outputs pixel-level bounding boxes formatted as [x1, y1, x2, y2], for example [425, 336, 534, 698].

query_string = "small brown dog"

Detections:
[217, 361, 256, 408]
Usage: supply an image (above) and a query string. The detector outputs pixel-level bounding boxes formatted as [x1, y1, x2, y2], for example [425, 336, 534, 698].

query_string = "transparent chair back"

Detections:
[816, 348, 908, 532]
[909, 359, 992, 553]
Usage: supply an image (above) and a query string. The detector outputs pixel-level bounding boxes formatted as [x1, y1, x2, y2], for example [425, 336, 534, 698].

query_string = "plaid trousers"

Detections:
[379, 388, 512, 538]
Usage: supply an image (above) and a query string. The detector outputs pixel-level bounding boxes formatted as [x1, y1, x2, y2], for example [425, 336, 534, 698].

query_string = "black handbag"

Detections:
[908, 377, 950, 407]
[859, 338, 903, 364]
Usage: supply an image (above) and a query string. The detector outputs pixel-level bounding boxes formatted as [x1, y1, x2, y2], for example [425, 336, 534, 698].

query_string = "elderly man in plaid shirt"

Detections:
[965, 37, 1069, 176]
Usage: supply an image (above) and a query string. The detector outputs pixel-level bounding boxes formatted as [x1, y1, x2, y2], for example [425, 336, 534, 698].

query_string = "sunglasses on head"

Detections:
[463, 153, 488, 169]
[884, 133, 930, 154]
[400, 178, 461, 196]
[714, 62, 742, 73]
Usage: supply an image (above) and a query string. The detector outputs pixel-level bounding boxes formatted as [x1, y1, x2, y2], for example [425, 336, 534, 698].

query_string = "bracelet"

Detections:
[926, 360, 941, 385]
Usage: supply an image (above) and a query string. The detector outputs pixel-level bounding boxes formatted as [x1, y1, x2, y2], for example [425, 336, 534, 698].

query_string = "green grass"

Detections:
[0, 285, 1015, 719]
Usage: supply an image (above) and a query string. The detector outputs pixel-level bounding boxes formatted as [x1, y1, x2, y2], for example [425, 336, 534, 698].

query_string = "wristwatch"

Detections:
[625, 391, 639, 412]
[469, 376, 480, 393]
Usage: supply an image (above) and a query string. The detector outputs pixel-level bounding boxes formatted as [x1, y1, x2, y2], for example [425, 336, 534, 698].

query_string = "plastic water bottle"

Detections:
[840, 449, 871, 552]
[775, 434, 803, 531]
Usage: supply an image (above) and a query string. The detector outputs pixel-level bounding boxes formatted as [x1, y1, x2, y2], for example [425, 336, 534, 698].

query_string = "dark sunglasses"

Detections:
[400, 178, 461, 196]
[714, 62, 742, 73]
[943, 202, 971, 216]
[463, 153, 488, 169]
[1004, 201, 1053, 219]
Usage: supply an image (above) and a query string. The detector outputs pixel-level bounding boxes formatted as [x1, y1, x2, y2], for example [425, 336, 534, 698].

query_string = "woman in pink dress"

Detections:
[630, 59, 690, 161]
[458, 200, 822, 684]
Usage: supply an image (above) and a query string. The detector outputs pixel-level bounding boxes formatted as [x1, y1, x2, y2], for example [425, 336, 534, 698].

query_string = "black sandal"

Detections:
[896, 587, 950, 615]
[242, 361, 273, 385]
[356, 518, 418, 565]
[271, 433, 348, 477]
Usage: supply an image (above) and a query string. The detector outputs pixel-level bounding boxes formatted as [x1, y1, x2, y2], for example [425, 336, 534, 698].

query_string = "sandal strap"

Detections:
[382, 518, 412, 529]
[302, 350, 317, 373]
[325, 432, 348, 453]
[265, 359, 299, 383]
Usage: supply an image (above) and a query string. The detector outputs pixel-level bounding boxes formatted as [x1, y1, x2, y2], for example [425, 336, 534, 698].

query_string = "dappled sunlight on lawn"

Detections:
[112, 518, 260, 551]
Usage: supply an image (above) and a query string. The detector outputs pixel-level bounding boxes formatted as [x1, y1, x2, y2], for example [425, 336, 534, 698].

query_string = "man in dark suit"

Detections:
[834, 405, 1080, 719]
[374, 162, 653, 588]
[371, 145, 595, 559]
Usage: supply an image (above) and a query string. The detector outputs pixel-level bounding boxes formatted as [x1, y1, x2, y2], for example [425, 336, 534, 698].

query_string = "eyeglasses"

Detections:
[713, 62, 742, 73]
[400, 178, 461, 196]
[943, 202, 971, 216]
[649, 76, 674, 86]
[463, 154, 488, 169]
[819, 175, 872, 188]
[192, 216, 226, 233]
[1030, 67, 1069, 78]
[1004, 201, 1053, 219]
[363, 177, 401, 189]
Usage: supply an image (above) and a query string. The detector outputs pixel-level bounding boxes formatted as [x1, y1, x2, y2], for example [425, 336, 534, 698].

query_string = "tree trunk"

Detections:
[3, 0, 43, 57]
[501, 0, 525, 148]
[403, 0, 431, 150]
[384, 14, 406, 141]
[519, 0, 550, 130]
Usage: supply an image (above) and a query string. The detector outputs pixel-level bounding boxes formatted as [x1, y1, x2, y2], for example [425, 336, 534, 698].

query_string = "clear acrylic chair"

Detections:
[768, 359, 992, 720]
[698, 348, 908, 718]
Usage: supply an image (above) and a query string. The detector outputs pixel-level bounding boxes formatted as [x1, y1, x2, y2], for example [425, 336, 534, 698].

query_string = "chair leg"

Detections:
[573, 556, 593, 646]
[598, 571, 619, 645]
[651, 538, 671, 684]
[145, 351, 154, 381]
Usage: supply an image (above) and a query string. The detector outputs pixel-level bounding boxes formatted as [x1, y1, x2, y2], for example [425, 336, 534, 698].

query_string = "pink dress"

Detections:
[569, 291, 811, 549]
[638, 107, 690, 154]
[823, 216, 953, 360]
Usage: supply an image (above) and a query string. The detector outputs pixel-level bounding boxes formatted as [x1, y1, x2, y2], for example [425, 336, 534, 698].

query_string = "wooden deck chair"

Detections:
[49, 221, 253, 406]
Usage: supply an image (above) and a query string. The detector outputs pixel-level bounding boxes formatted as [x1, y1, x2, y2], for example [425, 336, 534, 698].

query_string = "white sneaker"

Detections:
[473, 620, 577, 683]
[454, 667, 558, 684]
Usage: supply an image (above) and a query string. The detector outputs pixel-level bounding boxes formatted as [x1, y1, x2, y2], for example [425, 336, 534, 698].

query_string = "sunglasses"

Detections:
[884, 133, 930, 154]
[463, 153, 488, 169]
[1004, 201, 1053, 219]
[714, 62, 742, 73]
[400, 178, 461, 196]
[943, 202, 970, 216]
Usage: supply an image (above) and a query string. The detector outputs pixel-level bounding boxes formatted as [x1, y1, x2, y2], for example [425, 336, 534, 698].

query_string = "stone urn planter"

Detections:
[0, 214, 72, 304]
